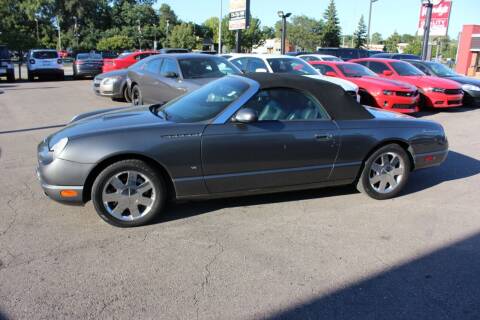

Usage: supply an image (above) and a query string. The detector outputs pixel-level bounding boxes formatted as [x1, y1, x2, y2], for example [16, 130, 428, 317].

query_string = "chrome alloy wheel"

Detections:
[102, 170, 156, 221]
[368, 152, 405, 194]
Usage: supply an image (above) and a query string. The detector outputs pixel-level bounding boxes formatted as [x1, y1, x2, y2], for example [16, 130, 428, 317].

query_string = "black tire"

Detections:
[57, 73, 65, 81]
[6, 70, 15, 83]
[356, 144, 411, 200]
[111, 86, 129, 102]
[123, 85, 131, 102]
[131, 85, 143, 106]
[28, 71, 34, 81]
[91, 159, 166, 227]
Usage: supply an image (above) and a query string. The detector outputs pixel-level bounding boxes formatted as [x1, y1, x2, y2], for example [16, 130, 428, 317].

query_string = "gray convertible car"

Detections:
[37, 73, 448, 227]
[127, 53, 241, 106]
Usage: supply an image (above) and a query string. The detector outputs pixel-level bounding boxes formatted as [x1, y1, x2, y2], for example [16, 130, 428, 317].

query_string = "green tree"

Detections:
[97, 35, 135, 51]
[403, 37, 422, 56]
[384, 31, 401, 53]
[168, 23, 197, 49]
[321, 0, 341, 47]
[353, 15, 367, 49]
[371, 32, 383, 44]
[285, 15, 323, 51]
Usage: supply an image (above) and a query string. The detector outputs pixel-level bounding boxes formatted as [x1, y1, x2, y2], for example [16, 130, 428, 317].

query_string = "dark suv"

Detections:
[0, 45, 15, 82]
[316, 48, 370, 61]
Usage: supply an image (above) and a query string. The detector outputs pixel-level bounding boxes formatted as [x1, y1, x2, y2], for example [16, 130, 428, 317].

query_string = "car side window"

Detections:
[240, 88, 329, 121]
[160, 58, 180, 77]
[247, 58, 268, 73]
[313, 64, 335, 75]
[413, 63, 431, 75]
[356, 61, 369, 68]
[368, 61, 390, 74]
[145, 58, 163, 74]
[231, 58, 249, 72]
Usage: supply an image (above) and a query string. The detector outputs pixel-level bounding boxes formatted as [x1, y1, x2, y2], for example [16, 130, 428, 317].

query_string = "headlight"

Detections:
[462, 84, 480, 92]
[383, 90, 394, 96]
[426, 87, 445, 93]
[101, 77, 120, 85]
[50, 137, 68, 158]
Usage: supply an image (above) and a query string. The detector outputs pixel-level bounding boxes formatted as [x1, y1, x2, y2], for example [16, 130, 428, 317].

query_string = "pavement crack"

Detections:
[0, 199, 17, 238]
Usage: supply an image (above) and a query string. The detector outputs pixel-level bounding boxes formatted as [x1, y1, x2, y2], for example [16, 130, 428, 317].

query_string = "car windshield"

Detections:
[267, 58, 318, 75]
[390, 61, 425, 76]
[157, 77, 249, 123]
[32, 51, 58, 59]
[427, 62, 457, 77]
[178, 57, 240, 79]
[77, 53, 102, 60]
[337, 63, 377, 77]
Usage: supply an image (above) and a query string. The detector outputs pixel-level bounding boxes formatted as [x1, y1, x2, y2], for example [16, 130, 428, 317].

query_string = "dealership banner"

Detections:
[418, 0, 452, 37]
[229, 0, 250, 31]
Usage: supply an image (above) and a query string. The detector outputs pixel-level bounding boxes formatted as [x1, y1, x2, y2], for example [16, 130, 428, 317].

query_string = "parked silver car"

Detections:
[127, 54, 242, 105]
[93, 69, 130, 102]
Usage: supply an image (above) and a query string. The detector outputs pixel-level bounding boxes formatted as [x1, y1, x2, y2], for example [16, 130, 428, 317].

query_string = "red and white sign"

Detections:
[418, 0, 452, 37]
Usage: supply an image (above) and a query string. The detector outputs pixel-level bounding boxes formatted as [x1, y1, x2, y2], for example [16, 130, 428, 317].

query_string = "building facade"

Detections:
[456, 25, 480, 77]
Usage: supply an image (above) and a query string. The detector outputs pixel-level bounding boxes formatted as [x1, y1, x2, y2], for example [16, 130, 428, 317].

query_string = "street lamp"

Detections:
[73, 16, 79, 49]
[421, 0, 434, 60]
[218, 0, 223, 54]
[137, 19, 142, 50]
[367, 0, 379, 48]
[34, 17, 39, 43]
[277, 11, 291, 55]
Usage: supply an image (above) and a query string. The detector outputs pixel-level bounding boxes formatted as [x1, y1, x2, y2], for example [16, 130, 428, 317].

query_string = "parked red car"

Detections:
[350, 58, 463, 109]
[309, 61, 420, 113]
[102, 50, 158, 73]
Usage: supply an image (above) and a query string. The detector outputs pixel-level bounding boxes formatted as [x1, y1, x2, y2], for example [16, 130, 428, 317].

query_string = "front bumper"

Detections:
[424, 91, 463, 108]
[463, 90, 480, 107]
[37, 168, 84, 205]
[374, 93, 420, 114]
[93, 78, 123, 98]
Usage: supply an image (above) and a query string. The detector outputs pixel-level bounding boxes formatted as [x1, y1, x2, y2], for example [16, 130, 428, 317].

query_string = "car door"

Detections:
[153, 58, 187, 103]
[201, 87, 340, 194]
[140, 57, 163, 104]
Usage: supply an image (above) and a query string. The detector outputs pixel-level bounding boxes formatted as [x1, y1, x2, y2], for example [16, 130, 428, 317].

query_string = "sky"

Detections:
[154, 0, 480, 40]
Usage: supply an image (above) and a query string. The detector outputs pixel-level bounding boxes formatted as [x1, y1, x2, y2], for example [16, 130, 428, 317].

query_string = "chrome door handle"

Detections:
[315, 133, 333, 141]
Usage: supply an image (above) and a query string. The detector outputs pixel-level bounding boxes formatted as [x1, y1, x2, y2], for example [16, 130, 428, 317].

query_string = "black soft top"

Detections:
[244, 73, 373, 120]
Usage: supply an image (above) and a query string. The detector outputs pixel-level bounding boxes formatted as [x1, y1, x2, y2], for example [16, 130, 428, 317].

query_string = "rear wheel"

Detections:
[131, 85, 143, 106]
[27, 71, 34, 81]
[357, 144, 411, 200]
[91, 159, 166, 227]
[6, 70, 15, 82]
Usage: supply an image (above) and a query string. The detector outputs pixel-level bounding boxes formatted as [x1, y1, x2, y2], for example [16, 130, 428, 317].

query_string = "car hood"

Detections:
[305, 75, 358, 91]
[354, 76, 416, 91]
[48, 106, 166, 148]
[401, 75, 461, 89]
[442, 75, 480, 87]
[95, 69, 128, 80]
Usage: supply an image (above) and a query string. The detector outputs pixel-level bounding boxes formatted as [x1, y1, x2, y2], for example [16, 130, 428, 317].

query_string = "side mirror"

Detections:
[255, 68, 268, 73]
[233, 108, 258, 123]
[382, 70, 393, 76]
[325, 71, 338, 77]
[164, 71, 178, 78]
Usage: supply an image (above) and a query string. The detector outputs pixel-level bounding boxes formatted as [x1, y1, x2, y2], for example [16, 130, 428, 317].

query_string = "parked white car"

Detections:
[27, 49, 64, 81]
[298, 54, 343, 62]
[228, 54, 359, 101]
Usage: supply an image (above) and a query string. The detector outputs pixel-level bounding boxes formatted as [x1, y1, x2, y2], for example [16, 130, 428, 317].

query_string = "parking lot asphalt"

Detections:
[1, 79, 480, 320]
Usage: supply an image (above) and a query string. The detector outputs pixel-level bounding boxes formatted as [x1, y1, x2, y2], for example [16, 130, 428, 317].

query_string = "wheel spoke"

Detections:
[112, 201, 128, 215]
[387, 174, 398, 188]
[103, 192, 123, 203]
[371, 163, 382, 174]
[392, 167, 404, 176]
[127, 171, 138, 186]
[370, 174, 382, 184]
[136, 181, 152, 195]
[381, 154, 390, 166]
[129, 205, 141, 218]
[391, 156, 400, 167]
[378, 177, 388, 192]
[110, 176, 125, 190]
[137, 196, 153, 207]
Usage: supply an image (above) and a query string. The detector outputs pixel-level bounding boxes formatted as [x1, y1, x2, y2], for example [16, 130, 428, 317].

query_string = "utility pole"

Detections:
[34, 18, 39, 43]
[421, 0, 433, 60]
[367, 0, 379, 48]
[56, 16, 61, 50]
[166, 19, 170, 47]
[137, 20, 142, 50]
[218, 0, 222, 54]
[73, 17, 79, 49]
[277, 11, 291, 55]
[235, 30, 241, 53]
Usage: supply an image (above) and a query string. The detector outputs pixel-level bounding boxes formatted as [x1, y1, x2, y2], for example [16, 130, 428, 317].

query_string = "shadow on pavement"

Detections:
[153, 150, 479, 225]
[0, 124, 65, 135]
[415, 106, 477, 118]
[264, 232, 480, 320]
[404, 150, 480, 195]
[0, 310, 9, 320]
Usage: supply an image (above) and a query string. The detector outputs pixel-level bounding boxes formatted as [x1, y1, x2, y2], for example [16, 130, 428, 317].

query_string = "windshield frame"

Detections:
[266, 57, 319, 76]
[390, 61, 425, 76]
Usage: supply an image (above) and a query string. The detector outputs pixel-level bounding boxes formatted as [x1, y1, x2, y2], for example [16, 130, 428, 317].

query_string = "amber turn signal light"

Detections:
[60, 190, 78, 198]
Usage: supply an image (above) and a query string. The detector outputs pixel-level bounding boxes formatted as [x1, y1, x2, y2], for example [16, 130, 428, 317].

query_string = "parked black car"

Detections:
[405, 59, 480, 106]
[316, 48, 370, 61]
[370, 53, 422, 60]
[37, 73, 448, 227]
[127, 53, 241, 105]
[73, 53, 104, 79]
[0, 45, 15, 82]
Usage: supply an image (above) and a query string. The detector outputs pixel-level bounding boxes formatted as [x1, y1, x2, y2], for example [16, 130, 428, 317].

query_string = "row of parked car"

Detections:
[92, 50, 480, 114]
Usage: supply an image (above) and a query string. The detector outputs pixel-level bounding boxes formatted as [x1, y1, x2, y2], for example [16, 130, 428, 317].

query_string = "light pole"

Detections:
[73, 16, 79, 49]
[218, 0, 222, 54]
[421, 0, 434, 60]
[165, 19, 170, 47]
[137, 20, 142, 50]
[277, 11, 291, 55]
[367, 0, 379, 48]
